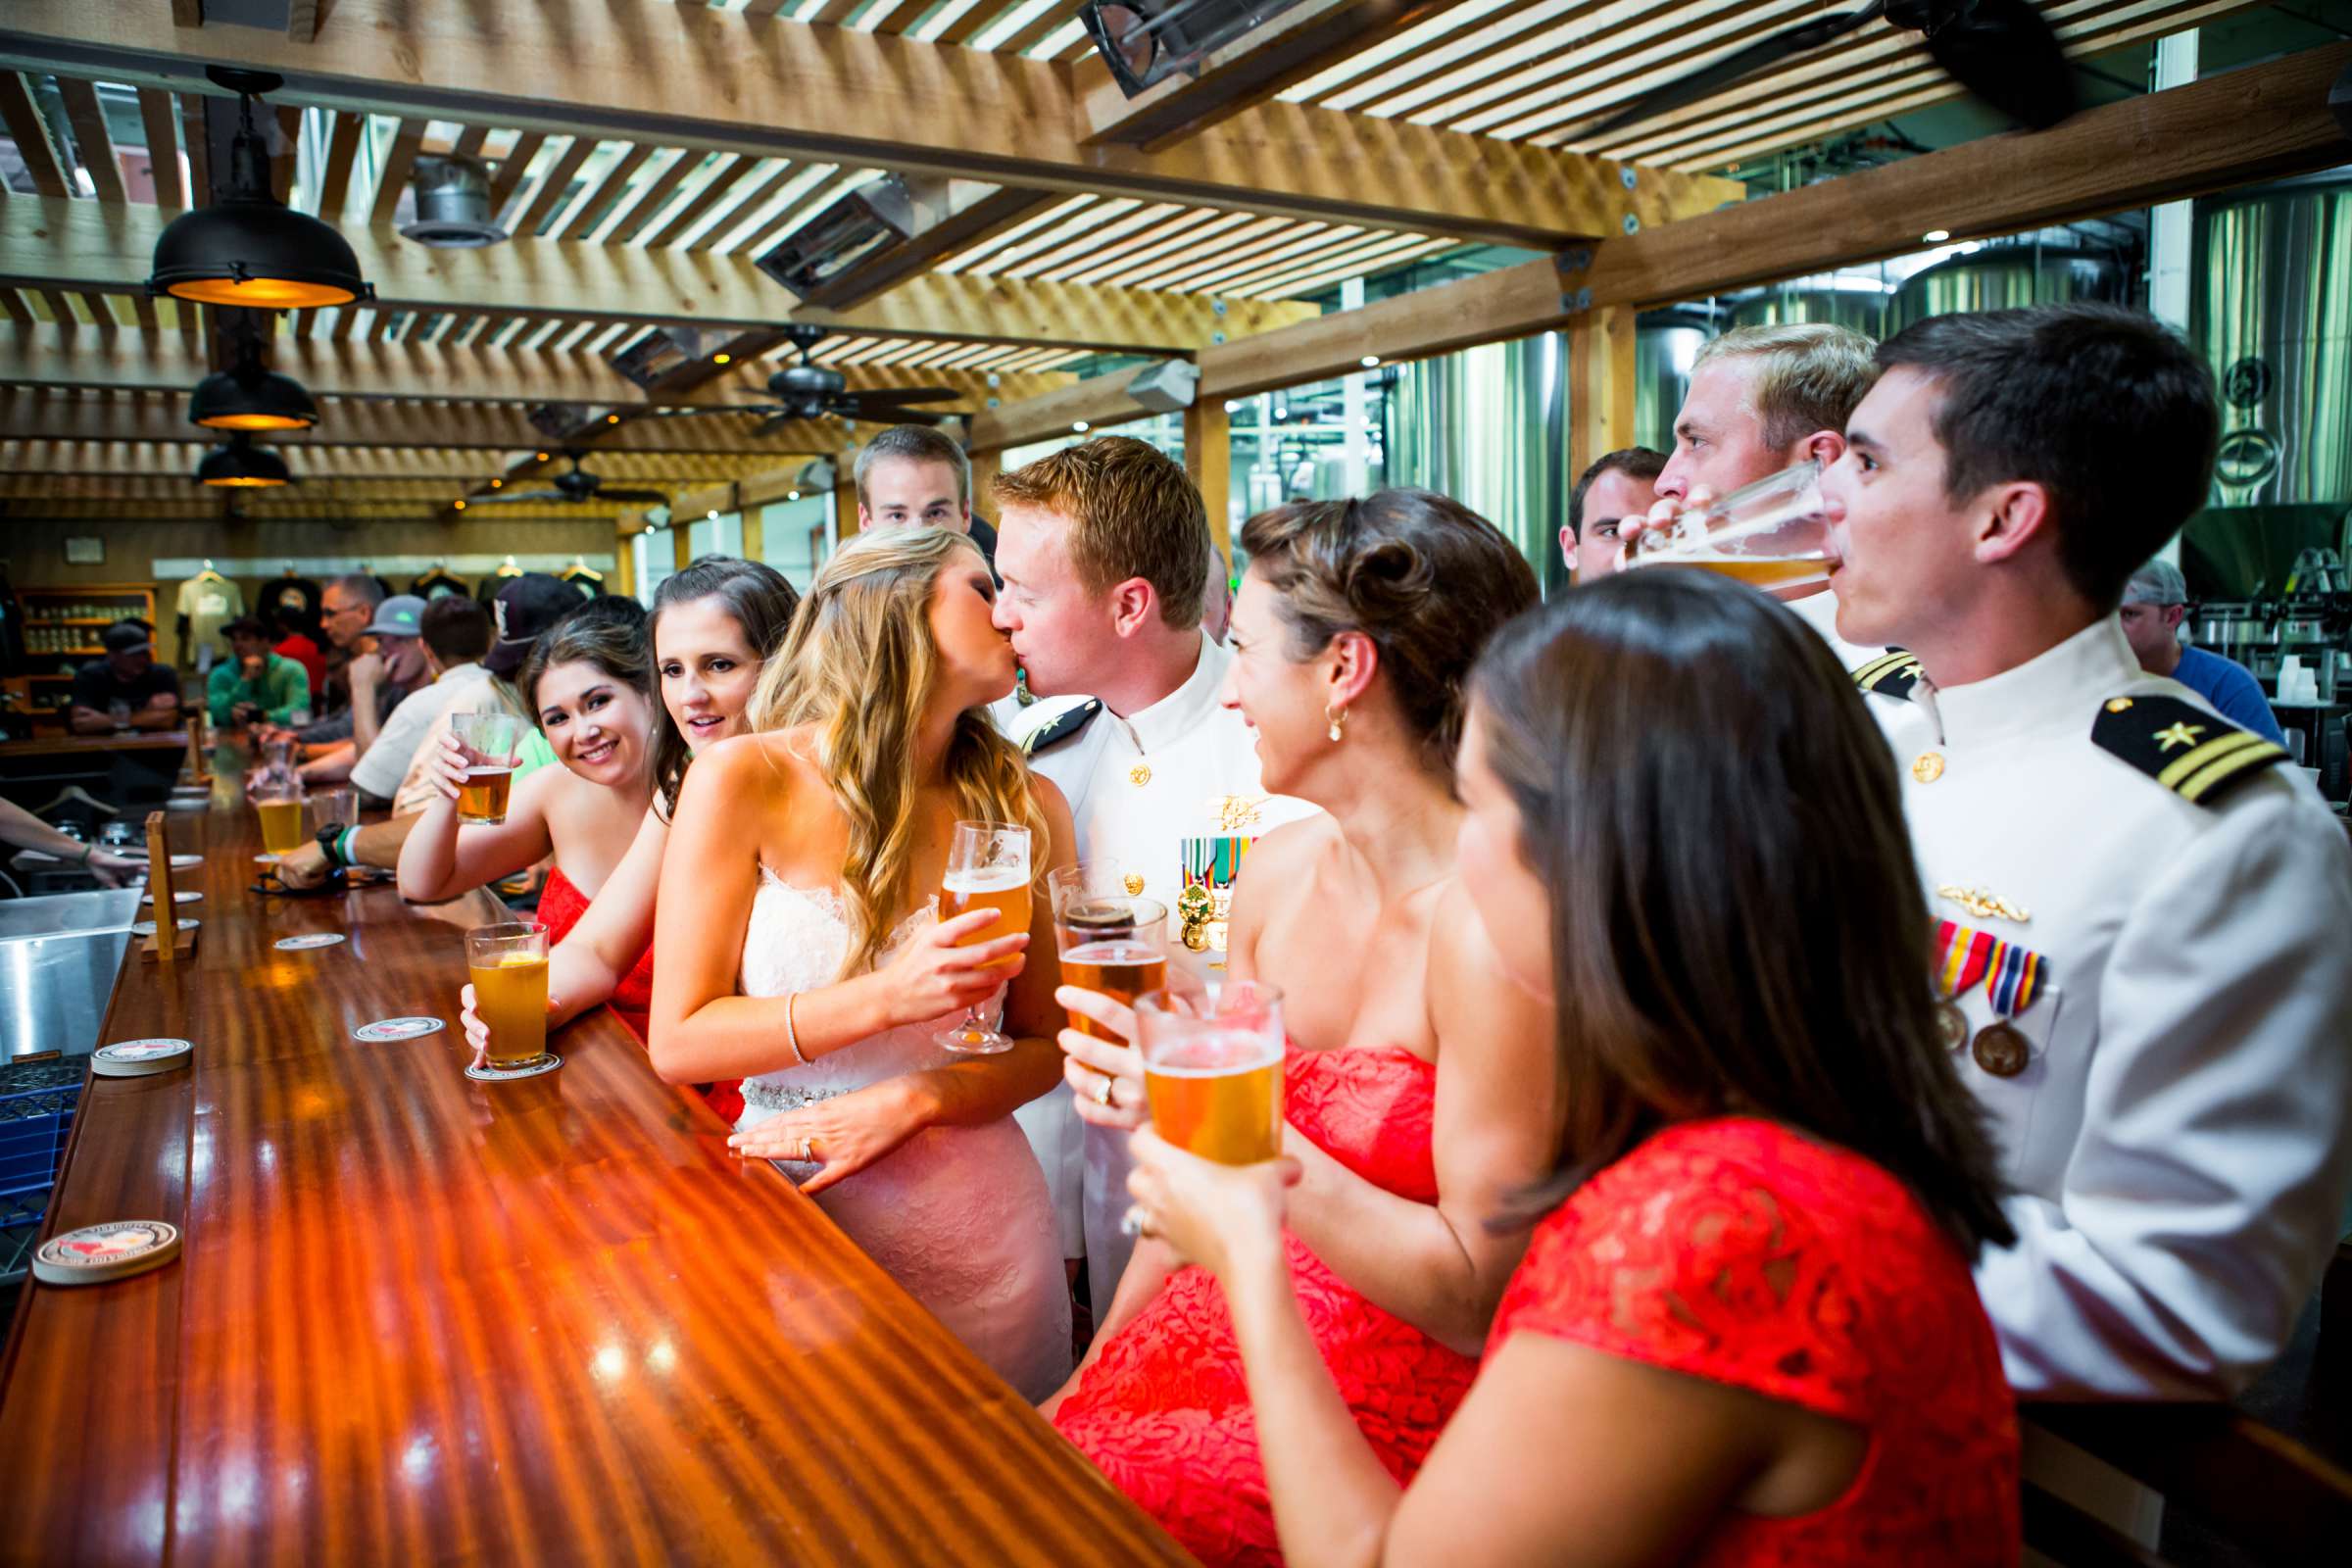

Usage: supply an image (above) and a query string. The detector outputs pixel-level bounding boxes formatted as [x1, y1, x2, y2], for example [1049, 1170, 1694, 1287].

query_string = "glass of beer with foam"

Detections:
[1623, 458, 1832, 596]
[1136, 980, 1286, 1165]
[1050, 865, 1168, 1044]
[450, 710, 524, 826]
[466, 922, 551, 1070]
[935, 820, 1033, 1055]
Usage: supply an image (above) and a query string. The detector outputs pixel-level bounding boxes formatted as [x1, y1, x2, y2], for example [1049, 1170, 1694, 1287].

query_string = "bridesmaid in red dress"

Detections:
[1120, 570, 2021, 1567]
[455, 560, 800, 1122]
[1047, 492, 1550, 1567]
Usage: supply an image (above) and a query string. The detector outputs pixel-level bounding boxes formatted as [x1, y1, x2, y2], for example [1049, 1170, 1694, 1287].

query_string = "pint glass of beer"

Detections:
[249, 736, 306, 860]
[1053, 888, 1168, 1043]
[1622, 459, 1832, 596]
[450, 710, 525, 826]
[466, 922, 551, 1070]
[935, 820, 1032, 1055]
[1136, 980, 1286, 1165]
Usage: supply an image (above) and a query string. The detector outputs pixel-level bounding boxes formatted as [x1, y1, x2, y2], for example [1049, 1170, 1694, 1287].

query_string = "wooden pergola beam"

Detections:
[0, 440, 801, 482]
[0, 199, 1315, 352]
[0, 0, 1741, 248]
[973, 43, 2352, 449]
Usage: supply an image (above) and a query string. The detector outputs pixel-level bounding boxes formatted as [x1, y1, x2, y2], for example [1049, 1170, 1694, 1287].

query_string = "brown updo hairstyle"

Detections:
[1240, 488, 1540, 775]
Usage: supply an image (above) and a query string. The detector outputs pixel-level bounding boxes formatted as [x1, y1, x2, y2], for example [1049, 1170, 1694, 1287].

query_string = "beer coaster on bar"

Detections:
[254, 853, 281, 865]
[91, 1039, 193, 1078]
[129, 917, 199, 938]
[353, 1016, 446, 1043]
[466, 1054, 562, 1083]
[31, 1221, 182, 1287]
[274, 933, 346, 952]
[141, 888, 203, 905]
[170, 854, 202, 870]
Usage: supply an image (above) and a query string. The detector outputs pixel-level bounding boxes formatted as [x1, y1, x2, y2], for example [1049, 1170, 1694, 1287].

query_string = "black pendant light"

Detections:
[148, 68, 373, 311]
[196, 435, 293, 489]
[189, 333, 318, 432]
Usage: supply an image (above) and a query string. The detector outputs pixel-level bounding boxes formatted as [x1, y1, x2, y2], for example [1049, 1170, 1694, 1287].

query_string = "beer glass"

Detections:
[466, 922, 552, 1070]
[450, 710, 524, 826]
[249, 736, 306, 860]
[1136, 980, 1286, 1165]
[935, 820, 1032, 1055]
[310, 786, 357, 837]
[1051, 879, 1168, 1044]
[1622, 459, 1831, 595]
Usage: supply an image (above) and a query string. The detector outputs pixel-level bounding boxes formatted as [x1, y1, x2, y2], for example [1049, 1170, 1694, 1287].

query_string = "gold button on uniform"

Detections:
[1912, 752, 1946, 784]
[2105, 698, 2134, 713]
[1128, 763, 1152, 787]
[1123, 873, 1146, 897]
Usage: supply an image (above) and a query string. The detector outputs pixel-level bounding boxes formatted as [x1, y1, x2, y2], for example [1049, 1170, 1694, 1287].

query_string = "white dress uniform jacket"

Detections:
[1013, 633, 1316, 1298]
[1864, 618, 2352, 1398]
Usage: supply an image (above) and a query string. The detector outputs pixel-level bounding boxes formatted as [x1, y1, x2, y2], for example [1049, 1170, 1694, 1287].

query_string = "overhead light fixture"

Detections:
[196, 435, 292, 489]
[188, 336, 318, 432]
[490, 478, 504, 488]
[1081, 0, 1311, 98]
[713, 352, 732, 366]
[753, 174, 918, 299]
[454, 499, 468, 511]
[1922, 229, 1951, 243]
[606, 413, 622, 425]
[147, 68, 374, 310]
[1126, 359, 1199, 414]
[612, 326, 708, 389]
[1072, 420, 1091, 433]
[788, 489, 801, 502]
[706, 510, 719, 520]
[399, 154, 508, 248]
[1359, 355, 1382, 368]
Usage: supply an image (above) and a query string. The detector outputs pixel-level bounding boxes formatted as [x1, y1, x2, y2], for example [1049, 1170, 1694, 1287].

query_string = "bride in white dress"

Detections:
[648, 528, 1074, 1400]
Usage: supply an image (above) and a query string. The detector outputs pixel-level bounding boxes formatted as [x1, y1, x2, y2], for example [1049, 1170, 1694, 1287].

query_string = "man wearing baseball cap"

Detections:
[297, 595, 430, 786]
[69, 620, 181, 735]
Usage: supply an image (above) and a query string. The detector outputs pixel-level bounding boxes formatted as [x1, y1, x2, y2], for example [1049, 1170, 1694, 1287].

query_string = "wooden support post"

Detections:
[1185, 397, 1233, 560]
[613, 535, 637, 599]
[739, 501, 764, 564]
[967, 447, 1001, 523]
[671, 523, 695, 573]
[182, 710, 209, 785]
[139, 810, 196, 962]
[834, 448, 862, 539]
[1566, 306, 1638, 484]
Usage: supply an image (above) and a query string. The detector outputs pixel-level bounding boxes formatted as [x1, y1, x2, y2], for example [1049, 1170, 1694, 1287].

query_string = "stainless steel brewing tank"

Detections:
[1886, 245, 2126, 334]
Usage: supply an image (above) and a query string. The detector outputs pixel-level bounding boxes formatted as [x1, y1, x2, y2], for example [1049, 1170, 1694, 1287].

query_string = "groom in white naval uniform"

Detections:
[992, 436, 1314, 1309]
[1823, 304, 2352, 1532]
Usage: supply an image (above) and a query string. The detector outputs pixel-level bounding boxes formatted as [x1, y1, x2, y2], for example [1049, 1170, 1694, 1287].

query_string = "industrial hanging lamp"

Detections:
[196, 435, 293, 489]
[147, 68, 374, 311]
[189, 333, 318, 432]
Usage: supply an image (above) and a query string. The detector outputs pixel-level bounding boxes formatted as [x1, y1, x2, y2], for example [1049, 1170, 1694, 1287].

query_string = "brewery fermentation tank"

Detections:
[1886, 244, 2127, 333]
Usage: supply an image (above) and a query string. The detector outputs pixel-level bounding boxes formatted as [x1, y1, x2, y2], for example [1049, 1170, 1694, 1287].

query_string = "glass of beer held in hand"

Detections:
[1136, 980, 1286, 1166]
[1622, 458, 1833, 597]
[450, 710, 525, 825]
[935, 820, 1033, 1055]
[1050, 869, 1169, 1044]
[466, 922, 551, 1070]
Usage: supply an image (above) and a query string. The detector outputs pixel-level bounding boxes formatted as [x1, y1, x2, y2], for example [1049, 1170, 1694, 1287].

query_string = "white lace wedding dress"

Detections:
[737, 871, 1071, 1401]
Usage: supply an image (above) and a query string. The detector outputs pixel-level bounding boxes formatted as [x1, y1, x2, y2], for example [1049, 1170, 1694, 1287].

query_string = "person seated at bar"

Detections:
[206, 617, 310, 728]
[1113, 571, 2022, 1568]
[397, 595, 656, 915]
[1821, 304, 2352, 1403]
[69, 620, 181, 734]
[1047, 492, 1551, 1568]
[2117, 557, 2287, 746]
[1558, 447, 1663, 586]
[456, 557, 799, 1123]
[0, 796, 143, 885]
[342, 596, 495, 810]
[270, 601, 327, 700]
[284, 574, 411, 749]
[649, 528, 1073, 1401]
[298, 596, 430, 785]
[1649, 322, 1881, 665]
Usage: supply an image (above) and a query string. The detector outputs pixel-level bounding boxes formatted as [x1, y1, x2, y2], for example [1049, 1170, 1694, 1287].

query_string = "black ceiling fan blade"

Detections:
[1577, 1, 1890, 140]
[837, 402, 947, 426]
[473, 489, 567, 505]
[838, 386, 960, 407]
[598, 488, 672, 504]
[1923, 0, 2076, 130]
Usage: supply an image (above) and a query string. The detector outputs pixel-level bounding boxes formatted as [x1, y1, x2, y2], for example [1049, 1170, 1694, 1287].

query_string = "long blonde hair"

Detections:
[748, 527, 1048, 978]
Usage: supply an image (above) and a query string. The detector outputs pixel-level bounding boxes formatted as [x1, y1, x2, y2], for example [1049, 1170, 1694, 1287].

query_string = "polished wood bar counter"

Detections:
[0, 787, 1189, 1566]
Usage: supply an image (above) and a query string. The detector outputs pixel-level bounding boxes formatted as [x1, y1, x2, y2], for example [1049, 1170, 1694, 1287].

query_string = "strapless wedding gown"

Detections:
[737, 871, 1071, 1400]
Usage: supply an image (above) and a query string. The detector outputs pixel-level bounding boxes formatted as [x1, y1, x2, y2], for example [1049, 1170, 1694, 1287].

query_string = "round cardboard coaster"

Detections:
[353, 1015, 446, 1043]
[254, 852, 281, 866]
[32, 1221, 182, 1287]
[91, 1039, 193, 1078]
[274, 933, 346, 952]
[128, 917, 200, 937]
[170, 854, 202, 870]
[140, 888, 203, 905]
[466, 1054, 563, 1082]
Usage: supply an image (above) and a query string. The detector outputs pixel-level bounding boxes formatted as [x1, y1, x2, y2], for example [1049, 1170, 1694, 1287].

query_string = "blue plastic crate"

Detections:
[0, 1058, 85, 1231]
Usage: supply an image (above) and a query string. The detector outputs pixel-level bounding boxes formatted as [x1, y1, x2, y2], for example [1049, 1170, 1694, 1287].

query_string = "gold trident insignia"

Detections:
[1208, 795, 1266, 833]
[1937, 884, 2032, 924]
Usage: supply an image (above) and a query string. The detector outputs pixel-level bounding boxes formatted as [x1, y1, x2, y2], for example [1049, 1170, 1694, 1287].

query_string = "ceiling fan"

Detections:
[1578, 0, 2076, 143]
[469, 452, 669, 507]
[647, 322, 961, 430]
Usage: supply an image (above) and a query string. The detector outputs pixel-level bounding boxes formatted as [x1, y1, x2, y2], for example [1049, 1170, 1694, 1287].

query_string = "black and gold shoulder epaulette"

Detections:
[1851, 649, 1923, 699]
[1022, 700, 1102, 757]
[2091, 693, 2288, 807]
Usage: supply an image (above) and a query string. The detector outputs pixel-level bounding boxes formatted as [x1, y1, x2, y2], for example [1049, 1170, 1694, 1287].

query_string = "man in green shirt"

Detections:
[207, 618, 312, 726]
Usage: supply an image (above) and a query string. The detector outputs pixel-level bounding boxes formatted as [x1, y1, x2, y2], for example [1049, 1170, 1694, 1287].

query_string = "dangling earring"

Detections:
[1325, 705, 1348, 743]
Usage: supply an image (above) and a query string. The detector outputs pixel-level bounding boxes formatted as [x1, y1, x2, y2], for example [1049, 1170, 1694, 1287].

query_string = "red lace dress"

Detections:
[537, 868, 742, 1123]
[1491, 1117, 2019, 1566]
[1054, 1045, 1473, 1567]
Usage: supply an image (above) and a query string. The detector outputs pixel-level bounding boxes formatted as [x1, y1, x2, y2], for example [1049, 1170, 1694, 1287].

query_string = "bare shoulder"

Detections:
[1426, 877, 1544, 1037]
[690, 728, 813, 799]
[1241, 810, 1343, 881]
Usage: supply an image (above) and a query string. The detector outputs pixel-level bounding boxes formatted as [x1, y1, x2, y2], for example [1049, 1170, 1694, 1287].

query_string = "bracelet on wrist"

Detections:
[75, 842, 94, 867]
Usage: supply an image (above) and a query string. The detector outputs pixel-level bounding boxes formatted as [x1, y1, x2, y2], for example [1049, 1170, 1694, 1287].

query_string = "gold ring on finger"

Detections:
[1095, 1072, 1116, 1106]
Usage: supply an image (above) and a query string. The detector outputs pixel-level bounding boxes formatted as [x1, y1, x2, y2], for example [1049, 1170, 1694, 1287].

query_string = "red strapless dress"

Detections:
[1053, 1046, 1472, 1567]
[537, 867, 742, 1124]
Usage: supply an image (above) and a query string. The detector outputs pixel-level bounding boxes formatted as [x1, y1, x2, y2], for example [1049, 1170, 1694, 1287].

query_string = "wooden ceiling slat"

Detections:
[1058, 208, 1250, 286]
[994, 1, 1084, 55]
[806, 0, 868, 24]
[936, 0, 1014, 46]
[964, 197, 1135, 276]
[867, 0, 929, 35]
[450, 123, 491, 162]
[700, 161, 838, 255]
[369, 119, 427, 224]
[600, 148, 699, 245]
[37, 288, 79, 332]
[56, 78, 125, 205]
[328, 304, 362, 342]
[1336, 0, 1654, 120]
[176, 91, 211, 206]
[0, 74, 71, 198]
[130, 292, 158, 332]
[1123, 215, 1302, 291]
[135, 85, 182, 208]
[270, 104, 304, 205]
[744, 0, 798, 18]
[484, 129, 546, 220]
[1002, 202, 1180, 281]
[513, 134, 596, 237]
[936, 193, 1097, 273]
[1232, 233, 1453, 299]
[1195, 229, 1390, 295]
[641, 153, 756, 248]
[1, 290, 30, 329]
[313, 108, 366, 220]
[1295, 0, 1572, 111]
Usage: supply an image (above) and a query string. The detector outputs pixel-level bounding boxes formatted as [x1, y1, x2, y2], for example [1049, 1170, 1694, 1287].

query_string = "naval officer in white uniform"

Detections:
[1820, 303, 2352, 1411]
[992, 436, 1314, 1305]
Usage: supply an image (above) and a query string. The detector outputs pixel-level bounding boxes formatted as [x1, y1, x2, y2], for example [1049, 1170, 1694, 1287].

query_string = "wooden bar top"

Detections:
[0, 731, 191, 759]
[0, 786, 1189, 1566]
